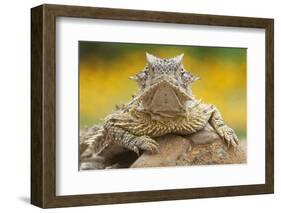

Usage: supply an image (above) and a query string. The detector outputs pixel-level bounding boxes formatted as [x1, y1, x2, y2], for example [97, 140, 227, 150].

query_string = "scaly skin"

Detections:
[81, 53, 239, 159]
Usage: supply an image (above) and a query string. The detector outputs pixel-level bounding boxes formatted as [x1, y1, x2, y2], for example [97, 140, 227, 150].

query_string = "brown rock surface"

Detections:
[131, 134, 192, 168]
[178, 139, 246, 166]
[131, 130, 246, 168]
[80, 128, 246, 170]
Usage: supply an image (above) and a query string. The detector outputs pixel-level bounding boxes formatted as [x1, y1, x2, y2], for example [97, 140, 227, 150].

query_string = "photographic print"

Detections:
[79, 42, 247, 170]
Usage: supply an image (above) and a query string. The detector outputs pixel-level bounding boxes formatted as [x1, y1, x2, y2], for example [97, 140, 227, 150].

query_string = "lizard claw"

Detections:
[217, 125, 239, 148]
[132, 145, 140, 156]
[135, 136, 160, 154]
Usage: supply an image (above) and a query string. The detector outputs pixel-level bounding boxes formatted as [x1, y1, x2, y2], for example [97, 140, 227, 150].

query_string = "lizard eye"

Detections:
[181, 72, 189, 80]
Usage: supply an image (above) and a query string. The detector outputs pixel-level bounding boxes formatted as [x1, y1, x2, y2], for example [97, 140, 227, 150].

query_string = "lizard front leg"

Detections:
[104, 122, 160, 155]
[209, 106, 239, 147]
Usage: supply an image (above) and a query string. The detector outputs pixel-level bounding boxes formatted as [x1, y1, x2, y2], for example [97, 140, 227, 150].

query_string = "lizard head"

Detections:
[131, 53, 199, 117]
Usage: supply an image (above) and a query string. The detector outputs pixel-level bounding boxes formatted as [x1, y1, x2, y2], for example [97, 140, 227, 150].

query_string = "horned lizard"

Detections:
[80, 53, 239, 167]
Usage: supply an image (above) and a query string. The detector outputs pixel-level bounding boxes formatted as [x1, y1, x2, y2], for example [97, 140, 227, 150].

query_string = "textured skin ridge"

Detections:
[109, 103, 213, 137]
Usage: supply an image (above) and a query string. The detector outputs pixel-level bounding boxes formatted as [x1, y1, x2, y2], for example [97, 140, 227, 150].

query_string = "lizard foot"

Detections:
[217, 125, 239, 147]
[130, 136, 160, 156]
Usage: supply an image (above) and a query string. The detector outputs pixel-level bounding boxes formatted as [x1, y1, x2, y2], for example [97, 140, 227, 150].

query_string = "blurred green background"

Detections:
[79, 41, 246, 138]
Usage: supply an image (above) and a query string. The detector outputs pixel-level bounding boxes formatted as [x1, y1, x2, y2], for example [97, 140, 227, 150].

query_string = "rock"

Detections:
[178, 139, 246, 166]
[131, 130, 246, 168]
[80, 146, 139, 170]
[79, 155, 106, 170]
[131, 134, 192, 168]
[80, 128, 246, 170]
[188, 127, 221, 145]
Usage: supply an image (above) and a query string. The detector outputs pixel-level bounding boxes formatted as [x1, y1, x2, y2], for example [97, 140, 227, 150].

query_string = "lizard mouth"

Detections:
[137, 79, 192, 117]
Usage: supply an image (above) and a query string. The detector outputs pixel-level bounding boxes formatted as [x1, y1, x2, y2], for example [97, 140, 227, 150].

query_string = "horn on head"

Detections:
[146, 52, 158, 65]
[172, 53, 184, 64]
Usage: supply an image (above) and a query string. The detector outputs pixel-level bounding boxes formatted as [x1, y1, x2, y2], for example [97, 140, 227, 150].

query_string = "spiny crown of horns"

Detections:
[131, 52, 200, 88]
[145, 52, 184, 74]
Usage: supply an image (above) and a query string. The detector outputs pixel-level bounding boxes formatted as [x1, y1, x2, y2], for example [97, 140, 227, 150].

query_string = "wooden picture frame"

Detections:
[31, 4, 274, 208]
